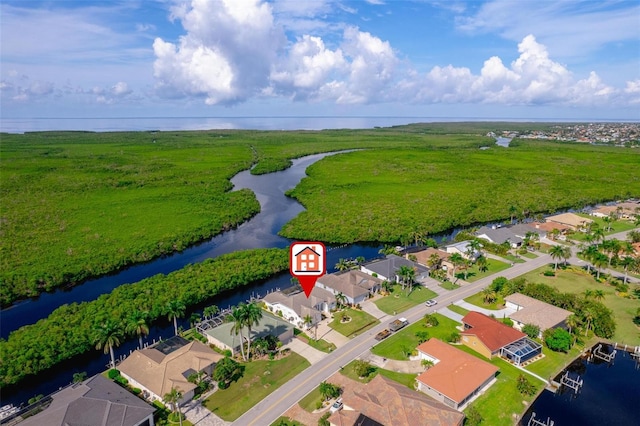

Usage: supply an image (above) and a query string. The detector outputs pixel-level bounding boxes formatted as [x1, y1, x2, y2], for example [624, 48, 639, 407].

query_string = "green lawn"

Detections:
[340, 360, 417, 389]
[519, 266, 640, 345]
[299, 387, 323, 412]
[525, 342, 591, 380]
[456, 258, 511, 282]
[294, 330, 336, 353]
[464, 356, 541, 426]
[464, 292, 506, 310]
[204, 352, 310, 421]
[447, 304, 470, 317]
[439, 281, 461, 290]
[329, 309, 380, 338]
[570, 215, 638, 241]
[270, 417, 305, 426]
[521, 251, 538, 259]
[371, 314, 460, 360]
[374, 284, 438, 314]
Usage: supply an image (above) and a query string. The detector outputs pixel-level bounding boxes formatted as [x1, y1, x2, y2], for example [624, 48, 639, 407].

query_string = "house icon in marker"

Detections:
[293, 246, 322, 273]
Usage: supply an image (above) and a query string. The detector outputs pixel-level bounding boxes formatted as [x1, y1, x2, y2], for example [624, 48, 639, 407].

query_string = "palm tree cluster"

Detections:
[227, 302, 263, 361]
[579, 226, 640, 282]
[549, 244, 572, 271]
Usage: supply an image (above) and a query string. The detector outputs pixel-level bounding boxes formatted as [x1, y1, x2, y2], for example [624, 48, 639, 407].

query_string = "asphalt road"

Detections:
[233, 251, 556, 425]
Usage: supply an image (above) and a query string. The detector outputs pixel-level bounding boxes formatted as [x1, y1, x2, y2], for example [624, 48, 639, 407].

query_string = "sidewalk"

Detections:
[314, 318, 350, 348]
[283, 338, 326, 365]
[436, 306, 464, 323]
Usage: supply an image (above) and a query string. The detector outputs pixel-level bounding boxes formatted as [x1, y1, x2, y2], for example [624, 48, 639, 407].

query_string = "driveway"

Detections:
[436, 306, 464, 323]
[284, 338, 326, 365]
[182, 399, 230, 426]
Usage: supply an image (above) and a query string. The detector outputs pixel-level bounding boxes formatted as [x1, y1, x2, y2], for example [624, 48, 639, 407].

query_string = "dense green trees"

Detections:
[0, 248, 288, 387]
[213, 357, 244, 389]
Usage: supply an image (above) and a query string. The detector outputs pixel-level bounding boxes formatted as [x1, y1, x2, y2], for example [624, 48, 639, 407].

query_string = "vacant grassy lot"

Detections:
[371, 314, 460, 360]
[519, 266, 640, 345]
[340, 360, 417, 389]
[374, 284, 438, 314]
[456, 258, 511, 282]
[329, 308, 380, 338]
[464, 292, 506, 310]
[204, 352, 310, 421]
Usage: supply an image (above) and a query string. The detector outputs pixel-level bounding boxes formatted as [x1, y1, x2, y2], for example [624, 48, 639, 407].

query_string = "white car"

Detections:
[330, 398, 343, 413]
[425, 299, 437, 307]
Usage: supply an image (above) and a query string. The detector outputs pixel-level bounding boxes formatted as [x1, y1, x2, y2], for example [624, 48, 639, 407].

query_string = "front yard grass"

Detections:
[371, 314, 460, 360]
[448, 304, 470, 317]
[204, 352, 310, 421]
[519, 266, 640, 345]
[340, 360, 417, 388]
[299, 387, 323, 412]
[464, 292, 506, 310]
[329, 308, 379, 338]
[439, 281, 461, 290]
[521, 251, 538, 259]
[294, 329, 336, 353]
[374, 284, 438, 315]
[456, 258, 511, 282]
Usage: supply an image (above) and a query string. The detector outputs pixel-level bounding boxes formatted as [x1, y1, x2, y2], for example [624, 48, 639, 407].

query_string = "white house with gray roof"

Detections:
[476, 226, 523, 248]
[360, 254, 429, 282]
[262, 285, 335, 329]
[444, 241, 481, 260]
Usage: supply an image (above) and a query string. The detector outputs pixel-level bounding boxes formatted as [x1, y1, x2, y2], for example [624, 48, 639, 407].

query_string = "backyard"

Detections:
[374, 284, 438, 314]
[519, 266, 640, 345]
[329, 308, 380, 338]
[204, 352, 310, 421]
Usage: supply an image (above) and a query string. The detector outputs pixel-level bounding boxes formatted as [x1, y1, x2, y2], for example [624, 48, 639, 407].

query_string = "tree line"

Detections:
[0, 248, 289, 387]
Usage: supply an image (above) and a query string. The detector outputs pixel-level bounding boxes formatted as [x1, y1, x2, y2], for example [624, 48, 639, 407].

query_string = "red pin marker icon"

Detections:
[290, 242, 326, 297]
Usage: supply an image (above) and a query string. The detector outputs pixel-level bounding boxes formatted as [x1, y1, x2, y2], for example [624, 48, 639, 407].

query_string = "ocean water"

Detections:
[0, 116, 623, 134]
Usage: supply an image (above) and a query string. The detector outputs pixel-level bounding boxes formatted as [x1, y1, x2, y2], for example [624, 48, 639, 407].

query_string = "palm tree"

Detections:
[469, 238, 483, 256]
[476, 255, 488, 273]
[583, 308, 595, 337]
[396, 265, 416, 293]
[163, 387, 184, 426]
[449, 253, 464, 281]
[319, 381, 336, 401]
[603, 238, 621, 267]
[93, 319, 124, 369]
[580, 244, 599, 273]
[427, 253, 441, 270]
[620, 256, 635, 284]
[583, 289, 594, 300]
[561, 245, 572, 267]
[203, 305, 219, 320]
[303, 314, 313, 330]
[565, 314, 580, 335]
[335, 292, 347, 309]
[125, 311, 149, 349]
[592, 227, 605, 244]
[592, 252, 608, 280]
[335, 258, 349, 271]
[242, 302, 263, 359]
[482, 287, 497, 304]
[593, 289, 605, 302]
[190, 313, 201, 327]
[229, 304, 247, 361]
[356, 256, 365, 265]
[166, 300, 186, 336]
[550, 245, 565, 271]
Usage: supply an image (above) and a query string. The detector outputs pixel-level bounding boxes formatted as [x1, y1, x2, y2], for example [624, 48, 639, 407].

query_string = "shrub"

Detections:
[448, 331, 461, 343]
[107, 369, 121, 379]
[543, 269, 555, 277]
[353, 360, 375, 378]
[544, 328, 572, 352]
[424, 314, 439, 327]
[465, 404, 483, 426]
[516, 374, 537, 396]
[522, 323, 541, 339]
[132, 387, 142, 395]
[415, 331, 430, 343]
[319, 413, 331, 426]
[501, 317, 514, 327]
[489, 276, 508, 293]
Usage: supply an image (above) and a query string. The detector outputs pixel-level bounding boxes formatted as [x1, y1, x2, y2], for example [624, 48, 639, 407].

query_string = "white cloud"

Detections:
[153, 0, 285, 105]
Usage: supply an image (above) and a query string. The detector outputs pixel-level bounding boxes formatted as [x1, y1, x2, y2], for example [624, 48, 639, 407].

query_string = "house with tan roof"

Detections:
[262, 285, 335, 329]
[545, 212, 593, 231]
[118, 336, 223, 406]
[411, 248, 454, 277]
[505, 293, 572, 338]
[20, 375, 155, 426]
[461, 312, 542, 366]
[416, 339, 498, 410]
[328, 374, 463, 426]
[316, 270, 382, 305]
[590, 205, 619, 218]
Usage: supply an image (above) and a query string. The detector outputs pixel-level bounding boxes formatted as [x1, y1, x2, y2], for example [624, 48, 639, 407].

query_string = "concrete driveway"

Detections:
[284, 338, 327, 365]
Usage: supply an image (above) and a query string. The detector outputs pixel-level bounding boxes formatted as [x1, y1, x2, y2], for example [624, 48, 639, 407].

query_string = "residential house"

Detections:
[416, 339, 498, 410]
[20, 375, 155, 426]
[590, 205, 619, 219]
[444, 241, 481, 261]
[545, 213, 593, 231]
[529, 221, 571, 240]
[118, 336, 223, 406]
[461, 312, 542, 366]
[360, 254, 429, 282]
[328, 374, 464, 426]
[475, 226, 523, 248]
[262, 285, 335, 329]
[615, 201, 640, 219]
[204, 311, 293, 356]
[411, 248, 454, 277]
[507, 223, 546, 241]
[505, 293, 572, 338]
[316, 270, 382, 305]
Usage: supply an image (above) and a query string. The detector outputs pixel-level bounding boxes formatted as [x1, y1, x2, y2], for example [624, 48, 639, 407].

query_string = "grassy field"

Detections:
[374, 284, 438, 314]
[281, 140, 640, 244]
[339, 360, 418, 389]
[519, 266, 640, 345]
[525, 342, 591, 379]
[456, 258, 511, 282]
[329, 308, 380, 338]
[204, 352, 310, 421]
[464, 292, 506, 310]
[570, 215, 638, 241]
[299, 387, 324, 412]
[371, 314, 460, 360]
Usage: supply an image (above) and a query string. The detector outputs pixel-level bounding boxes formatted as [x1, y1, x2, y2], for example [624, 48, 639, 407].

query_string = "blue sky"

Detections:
[1, 0, 639, 120]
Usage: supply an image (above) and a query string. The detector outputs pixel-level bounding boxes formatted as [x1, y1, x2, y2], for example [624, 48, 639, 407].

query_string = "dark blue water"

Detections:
[0, 151, 385, 407]
[521, 344, 640, 425]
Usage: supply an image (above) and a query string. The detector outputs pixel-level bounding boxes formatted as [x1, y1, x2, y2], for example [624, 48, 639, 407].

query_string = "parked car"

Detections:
[425, 299, 437, 307]
[330, 398, 343, 413]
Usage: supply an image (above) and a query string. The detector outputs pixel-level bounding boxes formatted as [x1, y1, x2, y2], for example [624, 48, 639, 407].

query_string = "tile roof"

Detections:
[476, 226, 523, 245]
[546, 213, 593, 228]
[411, 248, 451, 268]
[118, 340, 223, 399]
[328, 374, 463, 426]
[529, 221, 571, 232]
[20, 375, 154, 426]
[263, 285, 334, 321]
[505, 293, 572, 330]
[416, 339, 498, 404]
[317, 270, 381, 299]
[461, 312, 526, 352]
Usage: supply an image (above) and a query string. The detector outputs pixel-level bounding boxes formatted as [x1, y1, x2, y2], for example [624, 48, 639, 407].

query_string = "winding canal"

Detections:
[1, 151, 385, 406]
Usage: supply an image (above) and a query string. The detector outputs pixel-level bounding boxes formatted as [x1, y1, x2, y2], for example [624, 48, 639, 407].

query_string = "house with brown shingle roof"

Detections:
[328, 374, 463, 426]
[317, 270, 382, 305]
[416, 339, 498, 410]
[461, 312, 542, 365]
[118, 336, 223, 406]
[263, 285, 335, 329]
[505, 293, 572, 338]
[411, 248, 454, 276]
[545, 213, 593, 231]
